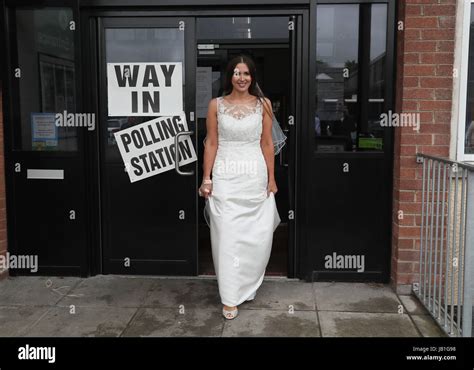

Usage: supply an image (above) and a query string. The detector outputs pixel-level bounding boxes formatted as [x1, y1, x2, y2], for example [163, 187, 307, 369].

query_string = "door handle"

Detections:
[174, 130, 195, 176]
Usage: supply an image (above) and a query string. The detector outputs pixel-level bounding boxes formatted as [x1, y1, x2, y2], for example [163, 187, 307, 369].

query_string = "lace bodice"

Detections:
[216, 96, 263, 144]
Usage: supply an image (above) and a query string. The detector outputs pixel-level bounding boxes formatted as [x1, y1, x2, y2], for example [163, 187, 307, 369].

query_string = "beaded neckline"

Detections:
[218, 96, 262, 120]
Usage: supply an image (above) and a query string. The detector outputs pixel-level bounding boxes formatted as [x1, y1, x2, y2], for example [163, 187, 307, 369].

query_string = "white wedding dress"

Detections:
[204, 96, 281, 307]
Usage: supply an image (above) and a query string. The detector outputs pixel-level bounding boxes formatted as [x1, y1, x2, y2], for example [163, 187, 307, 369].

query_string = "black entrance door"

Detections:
[303, 1, 395, 282]
[4, 3, 88, 276]
[97, 17, 197, 275]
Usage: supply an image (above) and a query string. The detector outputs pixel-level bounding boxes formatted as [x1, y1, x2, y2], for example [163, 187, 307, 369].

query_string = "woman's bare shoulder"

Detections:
[207, 97, 219, 113]
[262, 97, 273, 117]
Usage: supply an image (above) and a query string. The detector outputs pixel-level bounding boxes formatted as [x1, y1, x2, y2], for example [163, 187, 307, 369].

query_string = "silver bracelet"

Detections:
[203, 179, 212, 184]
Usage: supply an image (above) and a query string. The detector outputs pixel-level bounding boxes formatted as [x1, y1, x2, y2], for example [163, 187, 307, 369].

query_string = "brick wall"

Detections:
[0, 87, 8, 280]
[392, 0, 456, 293]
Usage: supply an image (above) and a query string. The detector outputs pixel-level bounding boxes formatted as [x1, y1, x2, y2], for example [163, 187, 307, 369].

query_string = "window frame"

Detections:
[457, 0, 474, 162]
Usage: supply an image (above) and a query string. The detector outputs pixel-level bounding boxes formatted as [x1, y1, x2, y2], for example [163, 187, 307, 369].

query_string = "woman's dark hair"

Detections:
[222, 55, 273, 119]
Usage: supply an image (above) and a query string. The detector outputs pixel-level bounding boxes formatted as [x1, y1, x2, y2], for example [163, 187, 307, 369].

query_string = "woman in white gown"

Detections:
[198, 55, 281, 320]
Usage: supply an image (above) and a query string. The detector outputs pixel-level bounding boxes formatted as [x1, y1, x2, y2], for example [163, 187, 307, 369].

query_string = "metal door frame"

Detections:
[81, 6, 308, 278]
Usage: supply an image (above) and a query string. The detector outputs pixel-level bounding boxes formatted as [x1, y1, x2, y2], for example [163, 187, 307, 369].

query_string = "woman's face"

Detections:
[231, 63, 252, 93]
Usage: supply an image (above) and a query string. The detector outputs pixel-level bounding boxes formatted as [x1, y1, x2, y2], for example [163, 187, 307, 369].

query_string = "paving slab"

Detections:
[242, 280, 315, 311]
[0, 277, 82, 306]
[57, 275, 154, 308]
[122, 307, 224, 337]
[318, 311, 420, 337]
[142, 278, 221, 309]
[0, 276, 447, 337]
[222, 309, 320, 337]
[313, 282, 402, 313]
[24, 306, 137, 337]
[0, 305, 52, 336]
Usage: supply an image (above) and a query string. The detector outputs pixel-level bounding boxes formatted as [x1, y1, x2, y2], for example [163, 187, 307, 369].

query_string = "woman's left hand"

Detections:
[267, 179, 278, 196]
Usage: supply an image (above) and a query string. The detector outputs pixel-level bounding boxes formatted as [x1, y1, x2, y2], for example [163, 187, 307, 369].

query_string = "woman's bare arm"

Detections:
[202, 98, 219, 180]
[260, 97, 277, 192]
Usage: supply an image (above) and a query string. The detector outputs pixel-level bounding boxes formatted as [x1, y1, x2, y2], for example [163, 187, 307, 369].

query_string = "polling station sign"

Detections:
[107, 62, 183, 116]
[114, 113, 197, 183]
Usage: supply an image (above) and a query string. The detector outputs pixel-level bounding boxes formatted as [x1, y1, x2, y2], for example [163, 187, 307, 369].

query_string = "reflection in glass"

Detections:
[315, 5, 359, 152]
[365, 4, 387, 151]
[313, 4, 388, 152]
[15, 8, 77, 151]
[464, 5, 474, 154]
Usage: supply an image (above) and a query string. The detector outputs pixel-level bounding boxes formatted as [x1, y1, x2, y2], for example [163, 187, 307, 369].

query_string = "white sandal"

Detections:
[222, 306, 238, 320]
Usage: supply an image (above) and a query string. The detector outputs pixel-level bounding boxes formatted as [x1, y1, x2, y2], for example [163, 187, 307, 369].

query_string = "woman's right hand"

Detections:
[198, 182, 213, 198]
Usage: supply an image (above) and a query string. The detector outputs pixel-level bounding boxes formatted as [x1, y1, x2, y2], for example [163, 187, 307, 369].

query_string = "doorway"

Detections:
[195, 16, 298, 277]
[91, 14, 300, 278]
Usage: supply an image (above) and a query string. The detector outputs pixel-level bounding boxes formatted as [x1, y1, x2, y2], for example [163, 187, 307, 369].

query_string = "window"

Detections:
[459, 1, 474, 161]
[12, 7, 78, 151]
[313, 3, 388, 153]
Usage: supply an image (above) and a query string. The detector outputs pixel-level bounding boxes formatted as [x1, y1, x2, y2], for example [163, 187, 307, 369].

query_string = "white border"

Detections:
[456, 0, 474, 162]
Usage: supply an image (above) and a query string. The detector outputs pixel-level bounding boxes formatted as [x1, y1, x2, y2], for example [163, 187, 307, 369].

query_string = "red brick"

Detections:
[400, 134, 432, 145]
[404, 53, 420, 64]
[433, 134, 450, 145]
[439, 16, 455, 28]
[419, 145, 450, 157]
[433, 111, 451, 123]
[420, 77, 452, 88]
[437, 41, 454, 52]
[399, 202, 423, 213]
[405, 41, 437, 52]
[397, 261, 415, 273]
[417, 128, 441, 142]
[400, 168, 417, 178]
[420, 52, 453, 64]
[403, 88, 434, 99]
[436, 65, 454, 77]
[398, 250, 420, 261]
[405, 17, 439, 28]
[407, 0, 441, 3]
[422, 5, 456, 16]
[399, 215, 416, 226]
[400, 145, 418, 156]
[396, 273, 416, 285]
[404, 77, 420, 88]
[406, 5, 422, 16]
[399, 191, 416, 202]
[402, 101, 419, 110]
[419, 100, 452, 111]
[400, 156, 420, 168]
[397, 238, 416, 249]
[399, 179, 424, 191]
[434, 88, 452, 100]
[405, 65, 436, 76]
[405, 29, 422, 41]
[421, 29, 455, 41]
